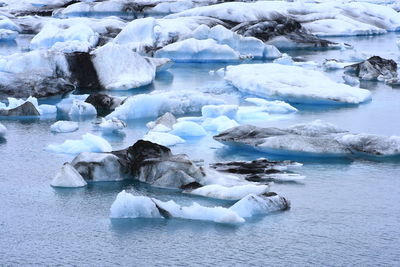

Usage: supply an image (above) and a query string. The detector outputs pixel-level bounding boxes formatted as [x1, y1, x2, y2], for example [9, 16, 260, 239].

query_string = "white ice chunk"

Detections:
[170, 121, 207, 137]
[50, 163, 87, 188]
[225, 63, 371, 105]
[187, 184, 269, 200]
[142, 131, 185, 147]
[50, 121, 79, 133]
[110, 191, 162, 219]
[230, 193, 289, 218]
[46, 133, 112, 154]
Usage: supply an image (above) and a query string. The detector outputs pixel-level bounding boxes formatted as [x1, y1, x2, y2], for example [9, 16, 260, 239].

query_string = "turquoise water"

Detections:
[1, 34, 400, 266]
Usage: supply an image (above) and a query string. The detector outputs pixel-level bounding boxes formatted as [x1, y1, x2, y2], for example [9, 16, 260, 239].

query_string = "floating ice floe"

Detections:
[230, 193, 290, 218]
[344, 56, 398, 81]
[186, 184, 269, 201]
[224, 63, 372, 105]
[214, 120, 400, 158]
[106, 91, 225, 120]
[96, 117, 126, 133]
[110, 190, 245, 224]
[0, 122, 6, 137]
[50, 121, 79, 133]
[110, 190, 290, 223]
[50, 163, 87, 188]
[142, 131, 185, 147]
[46, 133, 112, 154]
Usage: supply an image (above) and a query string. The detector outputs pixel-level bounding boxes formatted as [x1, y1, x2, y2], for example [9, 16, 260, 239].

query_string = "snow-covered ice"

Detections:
[142, 131, 185, 147]
[50, 121, 79, 133]
[225, 63, 372, 105]
[50, 162, 87, 188]
[46, 133, 112, 154]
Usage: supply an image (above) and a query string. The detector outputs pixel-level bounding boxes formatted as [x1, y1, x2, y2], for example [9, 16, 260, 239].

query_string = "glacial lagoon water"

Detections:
[1, 34, 400, 266]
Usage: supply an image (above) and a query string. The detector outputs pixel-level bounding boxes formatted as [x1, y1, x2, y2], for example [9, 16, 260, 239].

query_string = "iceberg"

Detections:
[214, 120, 400, 158]
[46, 133, 112, 154]
[0, 50, 74, 98]
[91, 43, 160, 90]
[50, 121, 79, 133]
[344, 56, 398, 81]
[110, 190, 290, 223]
[50, 163, 87, 188]
[106, 91, 225, 120]
[110, 190, 245, 224]
[224, 63, 372, 105]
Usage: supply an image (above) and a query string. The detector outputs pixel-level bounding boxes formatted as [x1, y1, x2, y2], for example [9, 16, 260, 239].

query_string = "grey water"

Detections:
[1, 34, 400, 266]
